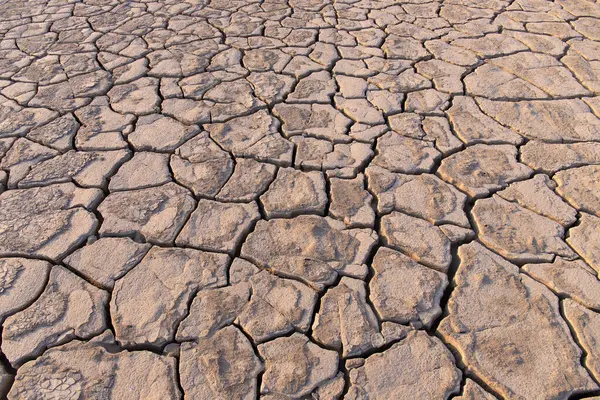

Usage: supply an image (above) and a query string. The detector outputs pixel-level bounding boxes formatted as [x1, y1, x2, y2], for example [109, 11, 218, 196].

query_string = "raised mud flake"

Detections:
[274, 103, 353, 143]
[437, 144, 532, 198]
[497, 174, 577, 226]
[372, 131, 441, 174]
[179, 326, 264, 400]
[205, 110, 293, 167]
[366, 165, 469, 227]
[176, 199, 260, 254]
[108, 151, 171, 192]
[2, 266, 108, 367]
[107, 77, 160, 115]
[128, 114, 200, 152]
[555, 165, 600, 216]
[567, 213, 600, 274]
[0, 183, 101, 260]
[329, 174, 375, 228]
[237, 270, 318, 343]
[563, 299, 600, 381]
[380, 212, 455, 273]
[0, 258, 51, 321]
[216, 158, 277, 202]
[260, 167, 327, 218]
[521, 141, 600, 173]
[476, 98, 600, 142]
[241, 216, 377, 291]
[312, 276, 384, 357]
[523, 257, 600, 311]
[371, 247, 447, 328]
[257, 333, 339, 398]
[473, 195, 576, 263]
[446, 96, 523, 145]
[18, 149, 130, 189]
[111, 246, 229, 348]
[439, 242, 596, 399]
[170, 132, 233, 198]
[98, 182, 195, 245]
[346, 330, 461, 400]
[7, 332, 181, 400]
[63, 237, 151, 290]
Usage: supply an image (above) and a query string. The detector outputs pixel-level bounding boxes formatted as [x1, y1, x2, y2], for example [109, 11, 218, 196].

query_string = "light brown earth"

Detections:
[1, 0, 600, 398]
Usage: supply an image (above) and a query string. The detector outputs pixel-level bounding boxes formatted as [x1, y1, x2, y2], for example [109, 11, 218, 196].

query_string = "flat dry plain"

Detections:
[1, 0, 600, 398]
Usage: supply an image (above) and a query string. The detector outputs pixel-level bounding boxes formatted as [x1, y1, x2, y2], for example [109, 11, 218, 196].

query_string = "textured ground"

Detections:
[1, 0, 600, 399]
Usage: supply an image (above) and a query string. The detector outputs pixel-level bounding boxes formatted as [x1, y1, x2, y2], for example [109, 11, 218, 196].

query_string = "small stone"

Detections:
[439, 242, 596, 399]
[497, 174, 577, 226]
[258, 333, 339, 398]
[438, 144, 532, 198]
[567, 213, 600, 274]
[563, 299, 600, 382]
[179, 326, 264, 400]
[128, 114, 200, 152]
[216, 158, 277, 202]
[555, 165, 600, 216]
[241, 216, 377, 290]
[109, 152, 171, 191]
[0, 258, 51, 321]
[523, 257, 600, 310]
[346, 331, 461, 400]
[98, 182, 195, 245]
[380, 212, 453, 272]
[473, 195, 576, 263]
[111, 246, 228, 348]
[176, 199, 260, 254]
[329, 174, 375, 228]
[63, 237, 151, 290]
[371, 247, 447, 328]
[260, 167, 327, 218]
[2, 266, 108, 367]
[7, 332, 181, 399]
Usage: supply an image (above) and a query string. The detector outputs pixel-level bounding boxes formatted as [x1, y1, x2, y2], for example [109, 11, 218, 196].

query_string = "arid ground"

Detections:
[1, 0, 600, 398]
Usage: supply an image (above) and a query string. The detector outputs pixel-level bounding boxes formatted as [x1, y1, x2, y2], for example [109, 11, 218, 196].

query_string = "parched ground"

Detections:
[1, 0, 600, 398]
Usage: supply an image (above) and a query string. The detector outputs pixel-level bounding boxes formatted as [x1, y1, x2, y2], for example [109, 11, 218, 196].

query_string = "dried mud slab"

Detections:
[439, 242, 596, 399]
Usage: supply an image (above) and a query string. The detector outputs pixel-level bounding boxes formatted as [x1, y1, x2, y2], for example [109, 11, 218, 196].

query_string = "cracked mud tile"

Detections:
[439, 242, 597, 399]
[567, 213, 600, 275]
[2, 265, 108, 367]
[98, 182, 195, 245]
[110, 246, 228, 348]
[0, 258, 51, 321]
[346, 330, 461, 400]
[241, 215, 377, 291]
[7, 331, 180, 399]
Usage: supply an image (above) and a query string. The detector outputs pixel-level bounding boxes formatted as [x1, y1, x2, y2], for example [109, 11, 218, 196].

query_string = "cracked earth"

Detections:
[1, 0, 600, 399]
